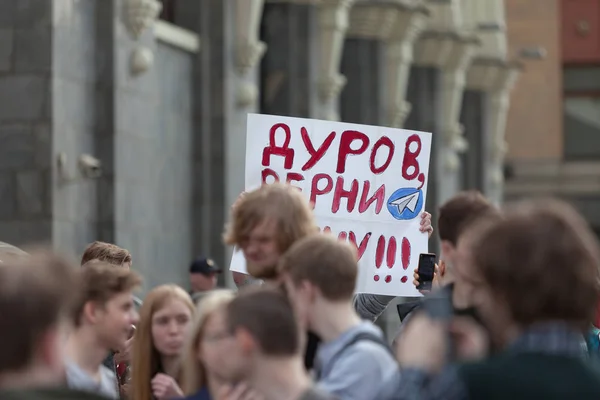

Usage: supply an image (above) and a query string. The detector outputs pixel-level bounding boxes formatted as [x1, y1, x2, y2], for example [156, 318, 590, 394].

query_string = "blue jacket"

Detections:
[182, 387, 210, 400]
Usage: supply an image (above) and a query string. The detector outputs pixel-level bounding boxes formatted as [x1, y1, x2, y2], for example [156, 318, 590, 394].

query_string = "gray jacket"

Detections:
[315, 321, 398, 400]
[353, 293, 395, 321]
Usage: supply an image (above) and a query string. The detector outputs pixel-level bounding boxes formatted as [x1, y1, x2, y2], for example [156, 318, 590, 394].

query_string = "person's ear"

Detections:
[236, 328, 257, 355]
[440, 240, 454, 261]
[83, 301, 102, 324]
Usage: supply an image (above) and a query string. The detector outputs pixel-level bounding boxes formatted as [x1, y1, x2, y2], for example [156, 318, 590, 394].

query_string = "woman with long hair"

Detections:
[180, 290, 236, 400]
[131, 285, 195, 400]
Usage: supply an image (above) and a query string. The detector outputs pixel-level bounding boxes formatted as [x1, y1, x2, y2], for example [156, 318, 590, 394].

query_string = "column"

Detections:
[437, 36, 478, 202]
[312, 0, 356, 121]
[484, 66, 520, 202]
[197, 0, 265, 288]
[341, 1, 428, 127]
[383, 4, 429, 128]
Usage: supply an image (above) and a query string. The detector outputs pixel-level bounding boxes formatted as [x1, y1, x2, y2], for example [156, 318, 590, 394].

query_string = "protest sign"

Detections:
[229, 114, 432, 297]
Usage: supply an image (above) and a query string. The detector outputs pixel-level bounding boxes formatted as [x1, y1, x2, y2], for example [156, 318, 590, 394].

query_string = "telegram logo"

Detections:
[386, 187, 424, 220]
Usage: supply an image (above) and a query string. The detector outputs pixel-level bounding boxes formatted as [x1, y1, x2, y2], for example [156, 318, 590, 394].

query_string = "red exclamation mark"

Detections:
[374, 235, 385, 281]
[322, 226, 332, 234]
[385, 236, 397, 283]
[338, 231, 347, 241]
[400, 237, 411, 283]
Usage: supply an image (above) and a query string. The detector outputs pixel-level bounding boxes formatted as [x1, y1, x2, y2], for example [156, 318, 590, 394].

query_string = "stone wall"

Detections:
[0, 0, 196, 292]
[0, 0, 53, 244]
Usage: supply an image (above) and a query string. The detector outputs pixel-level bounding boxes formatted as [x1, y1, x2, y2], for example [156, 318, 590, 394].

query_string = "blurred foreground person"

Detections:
[386, 199, 600, 399]
[0, 251, 107, 400]
[66, 261, 141, 399]
[211, 287, 336, 400]
[279, 234, 396, 400]
[225, 183, 432, 369]
[131, 285, 194, 400]
[180, 290, 237, 400]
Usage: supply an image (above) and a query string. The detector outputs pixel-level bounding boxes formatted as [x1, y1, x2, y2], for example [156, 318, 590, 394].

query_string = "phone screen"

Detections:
[417, 253, 436, 290]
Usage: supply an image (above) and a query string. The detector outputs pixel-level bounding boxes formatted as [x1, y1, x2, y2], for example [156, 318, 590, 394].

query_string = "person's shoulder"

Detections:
[338, 330, 395, 367]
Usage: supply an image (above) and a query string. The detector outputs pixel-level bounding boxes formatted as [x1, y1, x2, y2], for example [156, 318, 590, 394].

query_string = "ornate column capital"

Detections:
[122, 0, 163, 75]
[315, 0, 356, 116]
[234, 0, 267, 75]
[234, 0, 267, 107]
[382, 3, 429, 127]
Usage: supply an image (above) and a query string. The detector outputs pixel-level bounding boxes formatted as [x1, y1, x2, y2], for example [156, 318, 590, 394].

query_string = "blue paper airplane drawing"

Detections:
[387, 187, 424, 220]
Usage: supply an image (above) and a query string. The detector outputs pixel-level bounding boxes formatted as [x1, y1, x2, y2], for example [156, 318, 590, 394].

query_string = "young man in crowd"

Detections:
[225, 183, 432, 368]
[66, 261, 141, 399]
[188, 256, 221, 302]
[389, 199, 600, 399]
[399, 191, 499, 325]
[213, 286, 336, 400]
[81, 241, 137, 384]
[0, 250, 107, 400]
[279, 234, 397, 400]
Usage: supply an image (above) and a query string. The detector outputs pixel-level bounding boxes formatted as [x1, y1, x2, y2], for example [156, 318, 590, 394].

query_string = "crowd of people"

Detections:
[1, 183, 600, 400]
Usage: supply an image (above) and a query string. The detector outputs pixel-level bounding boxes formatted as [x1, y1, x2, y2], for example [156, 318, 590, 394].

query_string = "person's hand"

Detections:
[450, 316, 489, 362]
[151, 373, 184, 400]
[113, 336, 134, 364]
[216, 382, 264, 400]
[395, 312, 447, 373]
[420, 212, 434, 238]
[412, 264, 441, 294]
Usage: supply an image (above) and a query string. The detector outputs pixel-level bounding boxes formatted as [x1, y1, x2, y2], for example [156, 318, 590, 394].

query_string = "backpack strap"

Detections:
[314, 332, 394, 380]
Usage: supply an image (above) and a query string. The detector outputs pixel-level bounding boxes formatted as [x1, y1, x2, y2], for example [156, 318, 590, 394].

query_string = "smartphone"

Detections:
[417, 253, 436, 291]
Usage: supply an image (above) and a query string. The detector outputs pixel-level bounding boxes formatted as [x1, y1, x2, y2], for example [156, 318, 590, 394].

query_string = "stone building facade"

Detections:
[0, 0, 518, 305]
[504, 0, 600, 236]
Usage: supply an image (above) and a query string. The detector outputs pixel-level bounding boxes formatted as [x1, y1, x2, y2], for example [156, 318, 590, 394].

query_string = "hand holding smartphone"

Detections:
[416, 253, 436, 291]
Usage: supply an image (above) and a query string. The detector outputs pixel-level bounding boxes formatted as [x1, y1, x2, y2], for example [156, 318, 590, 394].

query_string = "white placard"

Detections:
[229, 114, 432, 297]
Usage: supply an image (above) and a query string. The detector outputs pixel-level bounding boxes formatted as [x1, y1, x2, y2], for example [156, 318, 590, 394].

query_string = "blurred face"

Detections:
[241, 219, 280, 279]
[199, 309, 250, 382]
[190, 273, 217, 292]
[454, 233, 509, 346]
[95, 292, 139, 351]
[152, 299, 193, 357]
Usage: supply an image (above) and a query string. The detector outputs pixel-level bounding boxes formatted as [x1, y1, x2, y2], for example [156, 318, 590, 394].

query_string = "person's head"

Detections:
[131, 285, 195, 400]
[0, 250, 80, 388]
[211, 286, 300, 382]
[189, 257, 221, 292]
[437, 191, 496, 266]
[180, 290, 235, 395]
[81, 241, 132, 269]
[278, 234, 357, 330]
[463, 199, 600, 347]
[224, 183, 318, 280]
[73, 261, 141, 351]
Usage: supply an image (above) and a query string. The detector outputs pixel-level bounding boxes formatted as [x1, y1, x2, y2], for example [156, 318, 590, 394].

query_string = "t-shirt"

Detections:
[65, 360, 119, 399]
[298, 387, 338, 400]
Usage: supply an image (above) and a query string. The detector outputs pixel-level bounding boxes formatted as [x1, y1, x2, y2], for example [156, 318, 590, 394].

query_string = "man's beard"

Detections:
[247, 261, 279, 280]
